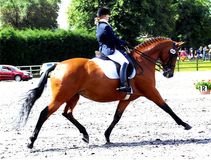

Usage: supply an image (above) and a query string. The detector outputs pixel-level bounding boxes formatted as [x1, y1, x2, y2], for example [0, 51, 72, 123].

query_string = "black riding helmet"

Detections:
[97, 7, 110, 17]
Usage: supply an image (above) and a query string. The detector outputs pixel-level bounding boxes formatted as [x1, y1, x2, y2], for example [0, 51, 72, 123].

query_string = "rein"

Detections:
[125, 38, 178, 73]
[127, 46, 164, 71]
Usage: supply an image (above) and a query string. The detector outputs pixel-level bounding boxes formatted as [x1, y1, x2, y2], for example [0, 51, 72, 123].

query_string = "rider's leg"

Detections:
[108, 50, 131, 93]
[117, 62, 131, 92]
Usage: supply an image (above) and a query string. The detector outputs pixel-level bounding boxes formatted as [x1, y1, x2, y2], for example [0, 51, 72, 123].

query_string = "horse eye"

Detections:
[170, 49, 176, 54]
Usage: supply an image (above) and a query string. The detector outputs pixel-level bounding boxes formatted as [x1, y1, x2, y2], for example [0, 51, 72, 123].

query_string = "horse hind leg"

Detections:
[27, 101, 62, 149]
[62, 94, 89, 143]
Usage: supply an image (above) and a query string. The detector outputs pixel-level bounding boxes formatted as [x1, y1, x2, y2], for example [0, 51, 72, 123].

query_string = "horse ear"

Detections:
[176, 41, 185, 47]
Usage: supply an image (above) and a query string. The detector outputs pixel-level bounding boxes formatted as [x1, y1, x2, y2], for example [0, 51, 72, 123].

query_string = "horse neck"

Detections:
[132, 40, 172, 64]
[131, 41, 172, 78]
[131, 44, 160, 69]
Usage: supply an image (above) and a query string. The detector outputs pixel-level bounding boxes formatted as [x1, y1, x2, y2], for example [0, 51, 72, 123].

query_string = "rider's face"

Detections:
[105, 15, 110, 21]
[101, 14, 110, 22]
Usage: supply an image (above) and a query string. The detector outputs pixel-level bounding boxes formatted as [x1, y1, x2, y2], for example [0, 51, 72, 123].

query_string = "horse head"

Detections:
[160, 41, 184, 78]
[131, 37, 184, 78]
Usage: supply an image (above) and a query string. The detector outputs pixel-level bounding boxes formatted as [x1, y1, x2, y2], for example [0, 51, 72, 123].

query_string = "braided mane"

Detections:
[135, 37, 171, 50]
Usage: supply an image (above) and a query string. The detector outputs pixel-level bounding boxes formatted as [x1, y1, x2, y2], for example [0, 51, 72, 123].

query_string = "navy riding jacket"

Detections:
[96, 21, 126, 56]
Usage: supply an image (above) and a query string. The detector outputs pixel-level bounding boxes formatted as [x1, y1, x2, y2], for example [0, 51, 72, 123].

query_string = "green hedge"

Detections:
[0, 27, 98, 65]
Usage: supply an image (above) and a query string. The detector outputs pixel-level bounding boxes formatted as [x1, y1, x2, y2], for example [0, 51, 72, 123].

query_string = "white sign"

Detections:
[200, 86, 208, 92]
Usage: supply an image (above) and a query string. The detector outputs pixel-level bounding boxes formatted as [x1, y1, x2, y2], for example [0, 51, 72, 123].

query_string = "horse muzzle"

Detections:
[163, 68, 174, 78]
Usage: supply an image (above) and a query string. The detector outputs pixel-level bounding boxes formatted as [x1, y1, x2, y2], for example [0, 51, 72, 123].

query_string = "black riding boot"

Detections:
[116, 62, 131, 93]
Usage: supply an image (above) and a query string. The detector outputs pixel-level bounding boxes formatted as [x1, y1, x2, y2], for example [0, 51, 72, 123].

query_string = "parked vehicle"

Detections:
[40, 62, 58, 76]
[0, 65, 33, 81]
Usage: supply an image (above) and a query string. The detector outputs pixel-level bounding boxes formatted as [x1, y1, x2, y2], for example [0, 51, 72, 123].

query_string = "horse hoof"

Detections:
[82, 135, 89, 143]
[105, 141, 113, 145]
[184, 124, 192, 130]
[27, 143, 33, 149]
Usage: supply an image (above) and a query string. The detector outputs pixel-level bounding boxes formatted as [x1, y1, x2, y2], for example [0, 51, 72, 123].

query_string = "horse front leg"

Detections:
[159, 103, 192, 130]
[146, 88, 192, 130]
[105, 100, 130, 144]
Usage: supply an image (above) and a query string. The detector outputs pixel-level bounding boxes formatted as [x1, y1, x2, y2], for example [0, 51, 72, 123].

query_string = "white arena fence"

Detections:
[16, 65, 41, 77]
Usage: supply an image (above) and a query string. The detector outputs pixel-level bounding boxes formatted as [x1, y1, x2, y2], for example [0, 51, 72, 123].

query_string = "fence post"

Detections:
[177, 59, 180, 72]
[30, 66, 32, 73]
[196, 57, 199, 71]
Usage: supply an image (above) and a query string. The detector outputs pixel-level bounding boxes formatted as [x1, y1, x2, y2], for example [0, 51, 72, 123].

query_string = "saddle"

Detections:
[91, 51, 136, 79]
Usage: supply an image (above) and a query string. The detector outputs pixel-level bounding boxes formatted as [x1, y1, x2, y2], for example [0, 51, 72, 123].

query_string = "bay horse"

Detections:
[18, 37, 191, 149]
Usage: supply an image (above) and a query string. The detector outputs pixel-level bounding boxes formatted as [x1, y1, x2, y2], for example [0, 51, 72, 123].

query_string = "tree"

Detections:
[67, 0, 177, 44]
[173, 0, 211, 48]
[111, 0, 177, 43]
[67, 0, 211, 48]
[67, 0, 98, 30]
[0, 0, 61, 29]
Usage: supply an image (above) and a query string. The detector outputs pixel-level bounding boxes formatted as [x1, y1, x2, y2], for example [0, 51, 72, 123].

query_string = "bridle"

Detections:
[162, 44, 178, 71]
[129, 42, 178, 71]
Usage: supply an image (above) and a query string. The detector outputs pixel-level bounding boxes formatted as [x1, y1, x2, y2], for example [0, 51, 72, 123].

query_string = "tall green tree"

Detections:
[173, 0, 211, 47]
[67, 0, 115, 30]
[68, 0, 177, 44]
[67, 0, 98, 30]
[111, 0, 177, 43]
[0, 0, 61, 29]
[68, 0, 211, 48]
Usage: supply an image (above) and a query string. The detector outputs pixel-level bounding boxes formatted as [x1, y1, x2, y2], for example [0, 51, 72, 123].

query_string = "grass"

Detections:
[175, 60, 211, 72]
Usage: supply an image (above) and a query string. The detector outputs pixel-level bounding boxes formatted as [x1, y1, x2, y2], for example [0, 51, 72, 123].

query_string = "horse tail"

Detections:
[17, 64, 57, 129]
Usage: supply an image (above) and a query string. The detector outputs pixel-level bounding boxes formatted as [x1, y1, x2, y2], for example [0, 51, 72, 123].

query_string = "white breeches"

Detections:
[108, 50, 129, 65]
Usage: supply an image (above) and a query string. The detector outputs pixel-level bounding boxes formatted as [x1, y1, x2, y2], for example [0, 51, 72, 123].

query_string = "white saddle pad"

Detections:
[91, 58, 136, 79]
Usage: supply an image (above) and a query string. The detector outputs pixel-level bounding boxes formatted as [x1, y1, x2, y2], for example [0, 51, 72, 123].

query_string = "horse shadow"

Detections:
[95, 138, 211, 149]
[31, 138, 211, 153]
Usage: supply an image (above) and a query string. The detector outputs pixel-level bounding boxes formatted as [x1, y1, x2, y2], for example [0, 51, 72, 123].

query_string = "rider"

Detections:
[95, 7, 131, 93]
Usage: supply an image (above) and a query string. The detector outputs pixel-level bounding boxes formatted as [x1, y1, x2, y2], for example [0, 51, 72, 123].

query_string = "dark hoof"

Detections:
[82, 135, 89, 143]
[27, 143, 33, 149]
[184, 124, 192, 130]
[105, 141, 113, 145]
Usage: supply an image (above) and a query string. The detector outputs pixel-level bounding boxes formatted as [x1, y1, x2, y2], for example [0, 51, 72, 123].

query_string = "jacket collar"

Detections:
[98, 19, 110, 26]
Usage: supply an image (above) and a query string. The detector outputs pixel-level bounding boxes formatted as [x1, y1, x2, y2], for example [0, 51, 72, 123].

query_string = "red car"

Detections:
[0, 65, 33, 81]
